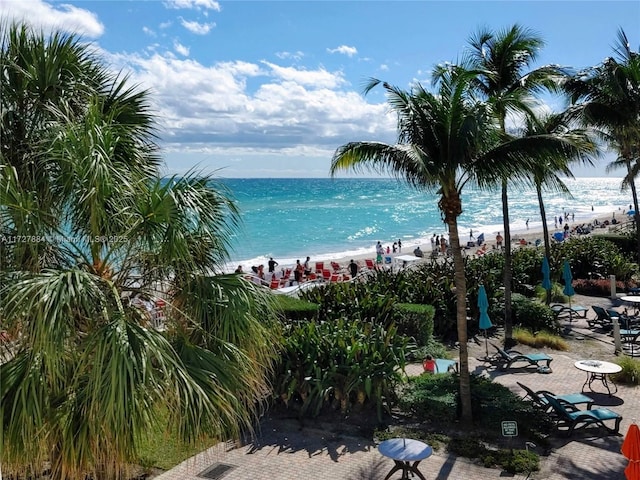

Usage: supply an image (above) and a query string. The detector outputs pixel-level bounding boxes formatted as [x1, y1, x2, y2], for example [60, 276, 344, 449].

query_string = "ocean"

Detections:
[222, 177, 631, 271]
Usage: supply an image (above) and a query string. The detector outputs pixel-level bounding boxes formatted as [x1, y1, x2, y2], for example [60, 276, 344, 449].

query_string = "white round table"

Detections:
[620, 296, 640, 315]
[378, 438, 432, 480]
[574, 360, 622, 396]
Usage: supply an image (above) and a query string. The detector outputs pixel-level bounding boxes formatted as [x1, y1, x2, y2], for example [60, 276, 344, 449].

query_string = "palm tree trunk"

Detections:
[446, 216, 472, 424]
[629, 176, 640, 264]
[501, 181, 515, 349]
[536, 183, 552, 304]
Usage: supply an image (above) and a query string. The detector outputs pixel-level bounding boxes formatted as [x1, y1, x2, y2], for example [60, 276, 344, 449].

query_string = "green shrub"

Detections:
[274, 318, 408, 420]
[447, 439, 539, 473]
[511, 294, 560, 333]
[273, 295, 319, 321]
[534, 282, 567, 303]
[410, 337, 451, 362]
[394, 303, 434, 346]
[612, 357, 640, 385]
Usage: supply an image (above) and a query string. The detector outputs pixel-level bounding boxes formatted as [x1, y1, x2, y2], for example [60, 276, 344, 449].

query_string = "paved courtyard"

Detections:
[155, 295, 638, 480]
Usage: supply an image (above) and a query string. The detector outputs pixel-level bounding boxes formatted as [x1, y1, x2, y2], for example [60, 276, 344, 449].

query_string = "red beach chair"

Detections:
[315, 262, 324, 273]
[322, 269, 331, 281]
[330, 274, 340, 282]
[365, 259, 376, 270]
[331, 261, 341, 272]
[269, 278, 280, 289]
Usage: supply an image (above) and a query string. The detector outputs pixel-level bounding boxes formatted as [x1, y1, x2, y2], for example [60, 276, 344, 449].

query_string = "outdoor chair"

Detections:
[588, 306, 614, 330]
[550, 304, 588, 320]
[491, 344, 553, 371]
[543, 393, 622, 437]
[516, 382, 594, 413]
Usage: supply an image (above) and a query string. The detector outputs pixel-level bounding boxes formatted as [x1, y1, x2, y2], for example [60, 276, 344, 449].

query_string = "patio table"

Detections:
[574, 360, 622, 397]
[378, 438, 432, 480]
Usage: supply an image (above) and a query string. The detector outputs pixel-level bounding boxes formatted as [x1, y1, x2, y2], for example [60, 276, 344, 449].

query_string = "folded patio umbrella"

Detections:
[478, 285, 493, 358]
[563, 260, 575, 326]
[623, 423, 640, 480]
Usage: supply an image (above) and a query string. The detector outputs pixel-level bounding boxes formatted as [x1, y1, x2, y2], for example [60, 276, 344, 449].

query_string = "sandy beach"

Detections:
[247, 212, 633, 279]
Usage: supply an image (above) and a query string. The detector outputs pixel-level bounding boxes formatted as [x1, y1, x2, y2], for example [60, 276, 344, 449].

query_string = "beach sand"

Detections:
[274, 213, 632, 276]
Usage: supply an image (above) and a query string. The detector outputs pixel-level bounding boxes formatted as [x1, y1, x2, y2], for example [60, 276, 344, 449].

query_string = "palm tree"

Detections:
[1, 23, 280, 479]
[566, 30, 640, 260]
[518, 110, 598, 302]
[330, 67, 535, 423]
[461, 24, 562, 347]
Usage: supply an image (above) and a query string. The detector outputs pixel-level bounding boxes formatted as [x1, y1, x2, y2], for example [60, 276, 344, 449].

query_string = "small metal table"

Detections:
[620, 296, 640, 316]
[378, 438, 432, 480]
[574, 360, 622, 396]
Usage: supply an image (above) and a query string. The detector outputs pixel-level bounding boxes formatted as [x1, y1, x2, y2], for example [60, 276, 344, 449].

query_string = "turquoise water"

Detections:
[222, 177, 631, 270]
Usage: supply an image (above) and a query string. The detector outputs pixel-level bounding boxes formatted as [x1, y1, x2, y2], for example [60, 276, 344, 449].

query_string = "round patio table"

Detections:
[574, 360, 622, 396]
[620, 296, 640, 316]
[378, 438, 432, 480]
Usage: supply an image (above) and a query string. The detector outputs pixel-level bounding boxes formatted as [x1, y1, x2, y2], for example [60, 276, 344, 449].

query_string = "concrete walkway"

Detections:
[155, 297, 638, 480]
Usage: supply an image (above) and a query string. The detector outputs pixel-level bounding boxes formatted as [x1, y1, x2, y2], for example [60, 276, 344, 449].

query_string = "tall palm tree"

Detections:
[330, 67, 538, 423]
[1, 22, 280, 479]
[566, 30, 640, 260]
[461, 24, 562, 346]
[518, 110, 598, 302]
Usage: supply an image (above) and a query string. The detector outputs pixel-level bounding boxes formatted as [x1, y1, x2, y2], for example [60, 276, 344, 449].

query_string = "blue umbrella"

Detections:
[563, 260, 575, 326]
[478, 285, 493, 357]
[542, 256, 552, 290]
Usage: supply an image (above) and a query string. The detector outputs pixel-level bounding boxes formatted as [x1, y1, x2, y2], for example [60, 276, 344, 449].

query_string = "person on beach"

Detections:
[303, 256, 311, 276]
[559, 215, 563, 226]
[235, 265, 243, 273]
[435, 235, 440, 250]
[555, 216, 558, 228]
[268, 257, 278, 273]
[440, 236, 447, 254]
[413, 246, 424, 257]
[398, 239, 402, 252]
[257, 264, 265, 279]
[525, 218, 529, 229]
[392, 242, 397, 253]
[496, 232, 503, 248]
[294, 260, 304, 283]
[469, 229, 474, 240]
[349, 259, 358, 278]
[386, 245, 391, 254]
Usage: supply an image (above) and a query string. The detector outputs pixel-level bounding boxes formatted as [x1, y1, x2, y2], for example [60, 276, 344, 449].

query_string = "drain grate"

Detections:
[197, 462, 237, 480]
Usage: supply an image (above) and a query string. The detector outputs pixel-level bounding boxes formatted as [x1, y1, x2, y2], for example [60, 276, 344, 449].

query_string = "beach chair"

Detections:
[516, 382, 593, 413]
[491, 344, 553, 371]
[321, 269, 331, 282]
[269, 278, 280, 289]
[588, 306, 614, 330]
[330, 261, 341, 272]
[543, 393, 622, 437]
[315, 262, 324, 274]
[365, 259, 376, 271]
[329, 274, 340, 282]
[550, 304, 588, 320]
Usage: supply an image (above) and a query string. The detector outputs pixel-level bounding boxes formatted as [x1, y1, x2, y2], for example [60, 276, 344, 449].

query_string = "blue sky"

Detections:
[2, 1, 639, 177]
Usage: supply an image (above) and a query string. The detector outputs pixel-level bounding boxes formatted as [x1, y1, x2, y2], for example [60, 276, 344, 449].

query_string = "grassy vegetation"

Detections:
[135, 411, 220, 471]
[513, 327, 569, 351]
[612, 356, 640, 385]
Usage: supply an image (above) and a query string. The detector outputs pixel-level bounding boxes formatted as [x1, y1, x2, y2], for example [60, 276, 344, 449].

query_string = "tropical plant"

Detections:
[0, 23, 280, 479]
[459, 24, 566, 345]
[565, 29, 640, 261]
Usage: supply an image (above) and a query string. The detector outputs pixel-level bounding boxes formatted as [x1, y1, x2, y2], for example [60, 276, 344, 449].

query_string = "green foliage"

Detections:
[272, 295, 319, 321]
[612, 357, 640, 385]
[534, 282, 567, 303]
[513, 327, 569, 351]
[373, 428, 449, 451]
[552, 237, 638, 281]
[400, 374, 554, 440]
[394, 303, 435, 346]
[510, 294, 560, 333]
[448, 437, 539, 473]
[274, 319, 408, 420]
[410, 338, 452, 362]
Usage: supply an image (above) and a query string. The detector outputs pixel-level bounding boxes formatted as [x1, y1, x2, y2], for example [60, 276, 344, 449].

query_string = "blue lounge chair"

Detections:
[550, 304, 588, 319]
[492, 344, 553, 371]
[517, 382, 594, 413]
[543, 393, 622, 437]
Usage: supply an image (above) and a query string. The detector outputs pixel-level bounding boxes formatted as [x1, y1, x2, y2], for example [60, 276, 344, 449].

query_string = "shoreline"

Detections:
[230, 212, 633, 276]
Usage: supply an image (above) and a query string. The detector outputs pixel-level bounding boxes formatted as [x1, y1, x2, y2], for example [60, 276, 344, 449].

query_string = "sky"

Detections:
[2, 0, 639, 178]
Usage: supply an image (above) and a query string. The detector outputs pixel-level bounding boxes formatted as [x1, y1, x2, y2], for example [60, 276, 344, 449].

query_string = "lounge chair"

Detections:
[492, 344, 553, 371]
[550, 304, 588, 320]
[516, 382, 593, 413]
[588, 306, 614, 330]
[543, 393, 622, 437]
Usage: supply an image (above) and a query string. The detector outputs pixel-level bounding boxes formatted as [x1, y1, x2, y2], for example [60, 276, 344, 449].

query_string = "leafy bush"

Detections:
[534, 282, 567, 303]
[572, 278, 631, 296]
[410, 337, 452, 362]
[511, 294, 560, 333]
[448, 439, 539, 473]
[273, 319, 408, 420]
[612, 357, 640, 385]
[394, 303, 434, 346]
[513, 327, 569, 351]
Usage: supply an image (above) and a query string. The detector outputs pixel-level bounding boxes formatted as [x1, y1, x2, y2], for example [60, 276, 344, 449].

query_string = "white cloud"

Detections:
[101, 51, 395, 163]
[159, 21, 173, 29]
[327, 45, 358, 57]
[379, 64, 389, 71]
[179, 18, 215, 34]
[174, 41, 189, 56]
[164, 0, 221, 11]
[142, 26, 156, 37]
[275, 51, 305, 61]
[0, 0, 104, 38]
